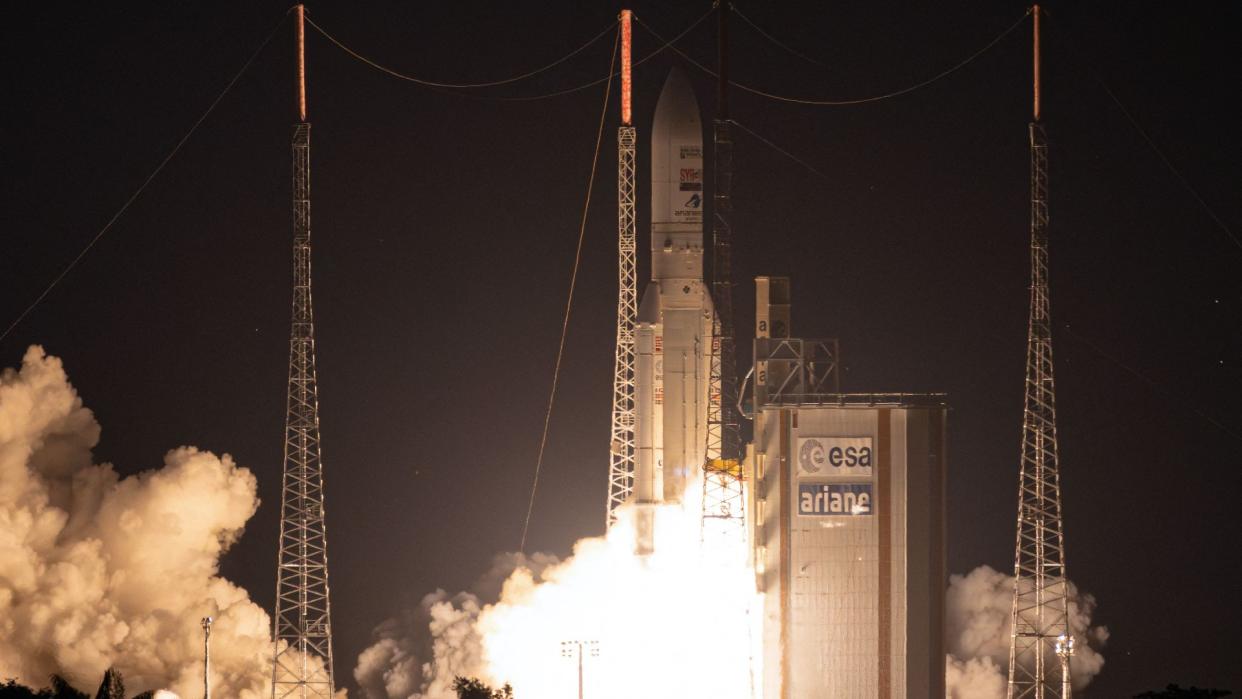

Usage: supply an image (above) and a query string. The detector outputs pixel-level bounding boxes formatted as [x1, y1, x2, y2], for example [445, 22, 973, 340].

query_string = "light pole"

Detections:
[559, 640, 599, 699]
[201, 616, 213, 699]
[1055, 633, 1075, 699]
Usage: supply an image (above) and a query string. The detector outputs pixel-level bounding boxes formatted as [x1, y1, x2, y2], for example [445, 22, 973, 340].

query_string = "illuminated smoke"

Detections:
[944, 564, 1109, 698]
[0, 347, 272, 697]
[356, 493, 756, 699]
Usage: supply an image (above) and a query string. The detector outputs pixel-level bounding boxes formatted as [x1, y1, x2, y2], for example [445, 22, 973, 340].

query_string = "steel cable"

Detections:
[310, 8, 713, 102]
[731, 119, 831, 180]
[0, 13, 289, 345]
[304, 13, 617, 89]
[519, 28, 619, 553]
[1041, 11, 1241, 253]
[637, 9, 1031, 106]
[732, 6, 828, 68]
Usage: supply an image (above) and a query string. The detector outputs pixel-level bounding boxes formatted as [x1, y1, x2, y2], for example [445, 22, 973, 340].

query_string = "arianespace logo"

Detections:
[799, 483, 873, 516]
[797, 437, 873, 476]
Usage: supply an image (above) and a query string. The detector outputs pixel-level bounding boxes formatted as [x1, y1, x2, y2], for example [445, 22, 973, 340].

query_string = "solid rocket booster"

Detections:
[633, 70, 713, 553]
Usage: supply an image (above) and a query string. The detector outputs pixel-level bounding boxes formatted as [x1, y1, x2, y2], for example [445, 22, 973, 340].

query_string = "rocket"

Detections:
[633, 70, 714, 554]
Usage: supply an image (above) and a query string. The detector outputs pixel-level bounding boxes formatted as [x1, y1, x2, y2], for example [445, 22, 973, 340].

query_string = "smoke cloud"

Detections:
[944, 564, 1109, 698]
[0, 346, 272, 697]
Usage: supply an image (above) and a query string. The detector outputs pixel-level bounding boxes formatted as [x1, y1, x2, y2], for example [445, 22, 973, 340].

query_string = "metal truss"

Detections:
[606, 125, 638, 529]
[751, 338, 840, 407]
[272, 122, 336, 699]
[702, 118, 745, 541]
[1007, 121, 1071, 699]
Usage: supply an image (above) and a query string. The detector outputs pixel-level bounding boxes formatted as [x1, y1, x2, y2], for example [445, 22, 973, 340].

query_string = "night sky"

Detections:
[3, 1, 1239, 696]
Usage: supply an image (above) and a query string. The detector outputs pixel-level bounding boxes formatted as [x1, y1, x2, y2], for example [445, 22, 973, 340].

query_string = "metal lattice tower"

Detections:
[606, 12, 638, 529]
[1007, 8, 1072, 698]
[272, 8, 336, 698]
[702, 0, 745, 540]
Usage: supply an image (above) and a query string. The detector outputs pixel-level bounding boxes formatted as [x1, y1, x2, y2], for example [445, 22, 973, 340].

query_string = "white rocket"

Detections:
[633, 70, 714, 554]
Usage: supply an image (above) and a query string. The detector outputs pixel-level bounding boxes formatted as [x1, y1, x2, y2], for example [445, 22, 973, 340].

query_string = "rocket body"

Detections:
[633, 70, 713, 553]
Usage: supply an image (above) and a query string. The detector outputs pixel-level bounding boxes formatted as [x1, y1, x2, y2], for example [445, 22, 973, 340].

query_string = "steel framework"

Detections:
[1007, 12, 1072, 694]
[702, 1, 745, 541]
[606, 12, 637, 530]
[606, 123, 638, 529]
[272, 11, 336, 697]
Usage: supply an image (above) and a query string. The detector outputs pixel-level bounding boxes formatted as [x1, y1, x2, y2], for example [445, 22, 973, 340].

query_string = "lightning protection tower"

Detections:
[272, 7, 337, 698]
[1007, 7, 1072, 698]
[702, 0, 746, 542]
[606, 10, 638, 530]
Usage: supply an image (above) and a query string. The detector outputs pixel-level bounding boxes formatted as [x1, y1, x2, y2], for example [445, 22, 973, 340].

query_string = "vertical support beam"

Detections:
[778, 408, 791, 699]
[717, 0, 729, 121]
[1032, 5, 1041, 123]
[296, 5, 307, 123]
[620, 10, 632, 127]
[607, 13, 639, 530]
[877, 410, 892, 699]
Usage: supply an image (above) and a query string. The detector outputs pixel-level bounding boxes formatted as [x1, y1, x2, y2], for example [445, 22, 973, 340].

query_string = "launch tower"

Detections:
[702, 0, 746, 543]
[1006, 7, 1073, 698]
[606, 10, 638, 529]
[272, 7, 337, 697]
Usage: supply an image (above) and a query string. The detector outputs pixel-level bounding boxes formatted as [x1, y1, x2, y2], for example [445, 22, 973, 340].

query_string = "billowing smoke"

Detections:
[356, 500, 756, 699]
[354, 553, 558, 699]
[0, 346, 272, 697]
[944, 564, 1109, 698]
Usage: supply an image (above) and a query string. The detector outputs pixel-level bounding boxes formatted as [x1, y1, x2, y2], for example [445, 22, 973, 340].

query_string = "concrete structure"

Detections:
[747, 279, 946, 698]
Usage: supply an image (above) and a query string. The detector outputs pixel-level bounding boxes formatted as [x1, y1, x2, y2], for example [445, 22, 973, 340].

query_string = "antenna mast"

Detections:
[272, 6, 337, 697]
[1006, 7, 1073, 698]
[606, 10, 639, 529]
[702, 0, 745, 542]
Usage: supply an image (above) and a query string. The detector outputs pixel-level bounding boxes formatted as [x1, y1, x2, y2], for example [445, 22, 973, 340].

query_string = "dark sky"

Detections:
[3, 1, 1239, 696]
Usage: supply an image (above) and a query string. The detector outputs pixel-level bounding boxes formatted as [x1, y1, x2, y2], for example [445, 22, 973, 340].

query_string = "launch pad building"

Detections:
[747, 278, 947, 699]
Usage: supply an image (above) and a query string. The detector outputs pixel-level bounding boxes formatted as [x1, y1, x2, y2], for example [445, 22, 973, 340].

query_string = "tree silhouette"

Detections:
[0, 676, 88, 699]
[1135, 685, 1232, 699]
[452, 676, 514, 699]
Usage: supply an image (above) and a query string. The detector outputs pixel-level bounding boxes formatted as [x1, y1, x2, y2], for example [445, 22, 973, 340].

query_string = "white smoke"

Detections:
[0, 346, 272, 697]
[356, 501, 756, 699]
[944, 564, 1109, 698]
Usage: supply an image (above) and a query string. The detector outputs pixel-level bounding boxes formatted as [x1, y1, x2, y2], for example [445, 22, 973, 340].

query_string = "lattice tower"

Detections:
[702, 1, 745, 541]
[606, 123, 638, 529]
[273, 9, 336, 697]
[606, 13, 638, 530]
[1007, 10, 1072, 696]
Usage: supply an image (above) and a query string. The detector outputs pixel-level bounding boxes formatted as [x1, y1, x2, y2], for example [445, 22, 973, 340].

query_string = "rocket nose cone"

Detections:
[653, 68, 701, 137]
[651, 69, 704, 228]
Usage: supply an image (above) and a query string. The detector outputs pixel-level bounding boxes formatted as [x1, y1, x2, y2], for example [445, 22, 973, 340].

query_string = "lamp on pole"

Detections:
[1055, 633, 1075, 698]
[559, 640, 599, 699]
[201, 616, 213, 699]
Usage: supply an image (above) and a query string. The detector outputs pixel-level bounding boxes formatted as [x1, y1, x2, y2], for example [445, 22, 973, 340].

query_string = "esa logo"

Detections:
[797, 437, 873, 475]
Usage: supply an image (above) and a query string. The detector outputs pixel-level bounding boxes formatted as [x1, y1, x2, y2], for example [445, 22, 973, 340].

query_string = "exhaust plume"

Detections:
[0, 346, 272, 697]
[356, 498, 756, 699]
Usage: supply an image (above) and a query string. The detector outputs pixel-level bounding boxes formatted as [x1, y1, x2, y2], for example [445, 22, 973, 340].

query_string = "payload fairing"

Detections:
[633, 70, 714, 553]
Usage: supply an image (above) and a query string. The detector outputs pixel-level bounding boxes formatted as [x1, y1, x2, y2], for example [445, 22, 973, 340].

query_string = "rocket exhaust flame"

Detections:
[357, 472, 758, 699]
